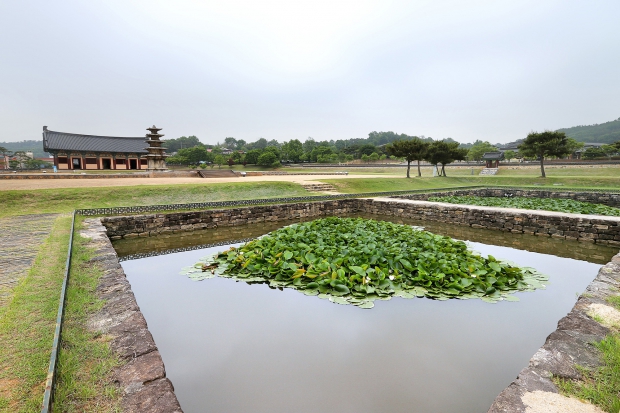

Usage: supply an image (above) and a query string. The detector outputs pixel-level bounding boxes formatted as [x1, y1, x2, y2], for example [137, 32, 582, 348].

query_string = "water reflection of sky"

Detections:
[122, 241, 601, 413]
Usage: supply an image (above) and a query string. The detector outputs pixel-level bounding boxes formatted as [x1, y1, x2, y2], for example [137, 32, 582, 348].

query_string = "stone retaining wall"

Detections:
[101, 198, 620, 247]
[394, 188, 620, 208]
[102, 200, 360, 240]
[81, 219, 183, 412]
[487, 252, 620, 412]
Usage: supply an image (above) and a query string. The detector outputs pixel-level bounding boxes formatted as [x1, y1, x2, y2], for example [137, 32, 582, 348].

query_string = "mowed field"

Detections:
[1, 165, 619, 217]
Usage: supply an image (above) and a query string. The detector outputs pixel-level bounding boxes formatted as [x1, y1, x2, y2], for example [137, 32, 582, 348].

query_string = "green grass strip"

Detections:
[0, 217, 71, 413]
[52, 219, 122, 412]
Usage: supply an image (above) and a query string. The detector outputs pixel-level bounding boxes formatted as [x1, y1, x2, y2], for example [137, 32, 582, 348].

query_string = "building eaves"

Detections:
[43, 128, 149, 154]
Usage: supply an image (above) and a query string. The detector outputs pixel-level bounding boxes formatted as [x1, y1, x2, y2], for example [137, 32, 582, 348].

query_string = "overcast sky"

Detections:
[1, 0, 619, 145]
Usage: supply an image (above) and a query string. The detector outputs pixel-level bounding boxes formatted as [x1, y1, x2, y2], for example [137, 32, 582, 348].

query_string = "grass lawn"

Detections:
[323, 174, 620, 193]
[52, 219, 122, 412]
[0, 181, 310, 218]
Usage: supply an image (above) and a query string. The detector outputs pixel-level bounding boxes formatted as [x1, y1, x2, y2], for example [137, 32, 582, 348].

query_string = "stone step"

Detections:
[479, 168, 499, 176]
[197, 169, 238, 178]
[302, 183, 337, 192]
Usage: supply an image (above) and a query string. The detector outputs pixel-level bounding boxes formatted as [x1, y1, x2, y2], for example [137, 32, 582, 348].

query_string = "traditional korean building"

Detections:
[481, 151, 504, 168]
[42, 126, 166, 170]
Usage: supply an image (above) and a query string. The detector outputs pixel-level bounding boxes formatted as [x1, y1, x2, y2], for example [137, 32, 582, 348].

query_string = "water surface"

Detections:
[118, 218, 610, 413]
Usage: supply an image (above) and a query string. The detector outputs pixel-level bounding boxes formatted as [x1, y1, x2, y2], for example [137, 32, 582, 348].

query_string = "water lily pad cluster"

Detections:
[182, 217, 548, 308]
[429, 195, 620, 217]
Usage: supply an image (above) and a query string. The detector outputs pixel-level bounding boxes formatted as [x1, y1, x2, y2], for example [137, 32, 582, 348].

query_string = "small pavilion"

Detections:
[42, 126, 167, 171]
[481, 151, 504, 168]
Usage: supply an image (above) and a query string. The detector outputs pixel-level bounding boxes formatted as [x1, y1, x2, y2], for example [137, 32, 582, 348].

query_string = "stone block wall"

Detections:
[102, 200, 360, 240]
[394, 188, 620, 208]
[362, 198, 620, 246]
[101, 198, 620, 247]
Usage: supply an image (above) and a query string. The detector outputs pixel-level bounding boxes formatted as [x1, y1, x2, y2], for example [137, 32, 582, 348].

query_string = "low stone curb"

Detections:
[487, 253, 620, 412]
[80, 218, 183, 413]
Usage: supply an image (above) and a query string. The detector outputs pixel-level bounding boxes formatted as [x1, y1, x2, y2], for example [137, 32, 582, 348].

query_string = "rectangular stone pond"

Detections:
[113, 214, 618, 413]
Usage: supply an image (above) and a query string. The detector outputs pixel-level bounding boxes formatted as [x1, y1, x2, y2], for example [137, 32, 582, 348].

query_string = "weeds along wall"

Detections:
[100, 198, 620, 247]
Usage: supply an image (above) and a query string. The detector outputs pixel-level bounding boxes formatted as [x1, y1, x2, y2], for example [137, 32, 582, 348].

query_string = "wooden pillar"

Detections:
[53, 154, 58, 168]
[112, 156, 116, 170]
[97, 154, 100, 170]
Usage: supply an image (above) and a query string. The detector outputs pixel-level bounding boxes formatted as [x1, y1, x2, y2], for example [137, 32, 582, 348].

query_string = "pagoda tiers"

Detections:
[145, 125, 168, 171]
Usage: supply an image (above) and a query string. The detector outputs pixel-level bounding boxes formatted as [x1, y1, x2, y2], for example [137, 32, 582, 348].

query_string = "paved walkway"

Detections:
[0, 214, 59, 307]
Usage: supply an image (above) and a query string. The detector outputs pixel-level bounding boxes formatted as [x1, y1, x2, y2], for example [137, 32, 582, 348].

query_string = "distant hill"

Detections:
[0, 140, 49, 158]
[557, 117, 620, 144]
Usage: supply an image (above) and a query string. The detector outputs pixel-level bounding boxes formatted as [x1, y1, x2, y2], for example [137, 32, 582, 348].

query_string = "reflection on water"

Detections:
[117, 216, 614, 413]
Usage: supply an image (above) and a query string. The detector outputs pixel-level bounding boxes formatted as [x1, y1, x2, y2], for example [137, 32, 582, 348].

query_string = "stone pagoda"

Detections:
[145, 125, 168, 171]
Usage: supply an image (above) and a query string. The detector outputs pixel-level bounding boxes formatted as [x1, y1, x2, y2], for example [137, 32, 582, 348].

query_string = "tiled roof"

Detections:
[481, 151, 505, 160]
[42, 127, 149, 154]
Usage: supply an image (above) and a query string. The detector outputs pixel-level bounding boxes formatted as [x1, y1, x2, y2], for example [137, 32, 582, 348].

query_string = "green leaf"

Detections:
[183, 217, 548, 308]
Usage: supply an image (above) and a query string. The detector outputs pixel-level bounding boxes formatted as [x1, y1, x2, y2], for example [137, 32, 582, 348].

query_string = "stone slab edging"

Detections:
[80, 218, 183, 413]
[487, 252, 620, 412]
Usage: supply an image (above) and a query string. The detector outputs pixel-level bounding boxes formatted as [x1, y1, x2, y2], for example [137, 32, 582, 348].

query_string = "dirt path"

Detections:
[0, 174, 400, 191]
[0, 214, 59, 306]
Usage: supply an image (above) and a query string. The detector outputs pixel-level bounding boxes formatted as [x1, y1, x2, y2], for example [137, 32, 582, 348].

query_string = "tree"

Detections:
[424, 141, 467, 177]
[0, 146, 10, 169]
[518, 131, 575, 178]
[263, 146, 281, 161]
[224, 137, 237, 148]
[281, 139, 303, 162]
[583, 147, 606, 159]
[601, 144, 619, 159]
[503, 150, 516, 162]
[244, 149, 261, 165]
[178, 146, 212, 165]
[467, 141, 498, 162]
[257, 151, 278, 167]
[303, 138, 317, 154]
[252, 138, 268, 150]
[214, 154, 226, 169]
[385, 138, 430, 178]
[310, 145, 333, 162]
[358, 144, 376, 158]
[369, 152, 380, 162]
[162, 135, 202, 152]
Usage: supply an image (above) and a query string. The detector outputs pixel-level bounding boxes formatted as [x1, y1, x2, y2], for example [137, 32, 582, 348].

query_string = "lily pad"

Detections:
[182, 217, 548, 309]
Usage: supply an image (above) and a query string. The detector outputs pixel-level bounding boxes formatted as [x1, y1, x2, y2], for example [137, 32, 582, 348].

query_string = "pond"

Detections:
[116, 214, 617, 413]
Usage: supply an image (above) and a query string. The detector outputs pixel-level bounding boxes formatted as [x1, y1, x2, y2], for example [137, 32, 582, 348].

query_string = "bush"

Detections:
[257, 152, 278, 166]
